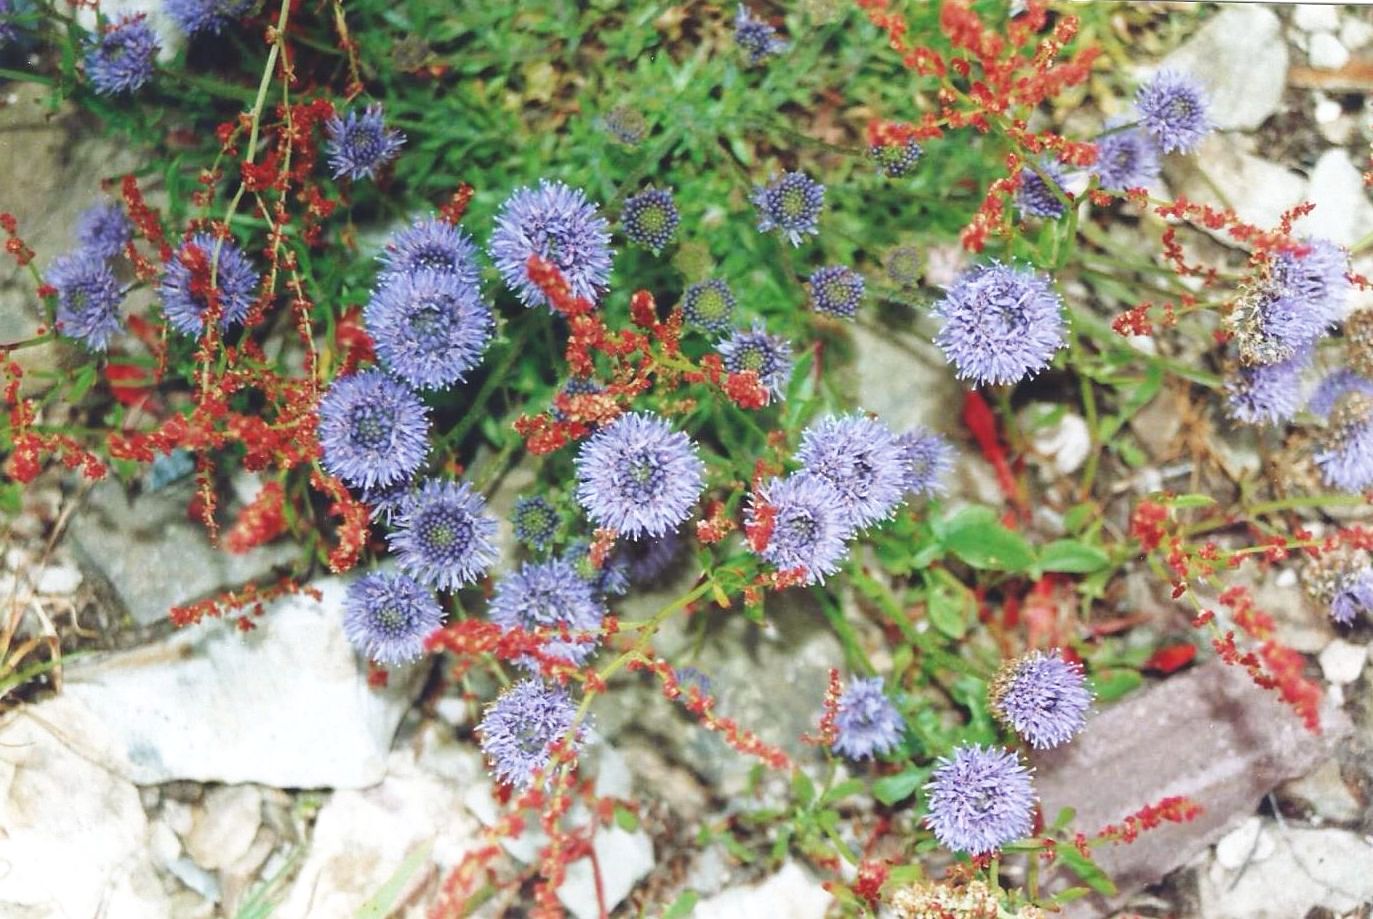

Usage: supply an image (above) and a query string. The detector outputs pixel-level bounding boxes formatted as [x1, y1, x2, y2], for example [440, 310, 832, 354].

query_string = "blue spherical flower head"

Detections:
[489, 180, 613, 310]
[387, 478, 499, 591]
[924, 745, 1036, 855]
[574, 412, 705, 539]
[1270, 238, 1351, 317]
[897, 427, 955, 498]
[1092, 119, 1161, 192]
[718, 321, 793, 402]
[623, 529, 684, 586]
[364, 269, 493, 391]
[478, 678, 583, 789]
[682, 279, 737, 335]
[809, 265, 865, 319]
[831, 676, 904, 760]
[1135, 69, 1211, 155]
[989, 650, 1092, 750]
[752, 171, 825, 247]
[377, 217, 480, 289]
[1229, 286, 1327, 367]
[325, 104, 405, 181]
[165, 0, 251, 35]
[85, 15, 158, 95]
[513, 495, 561, 552]
[48, 251, 123, 351]
[620, 186, 679, 254]
[1016, 158, 1068, 220]
[1309, 370, 1373, 420]
[885, 245, 922, 288]
[1315, 390, 1373, 492]
[601, 104, 647, 146]
[933, 262, 1067, 387]
[795, 414, 908, 530]
[1305, 548, 1373, 627]
[561, 540, 631, 599]
[76, 200, 132, 260]
[734, 4, 787, 64]
[747, 474, 855, 585]
[1225, 348, 1310, 426]
[317, 370, 430, 490]
[358, 478, 415, 525]
[159, 233, 260, 335]
[489, 558, 606, 667]
[0, 0, 19, 47]
[870, 141, 922, 179]
[343, 571, 444, 666]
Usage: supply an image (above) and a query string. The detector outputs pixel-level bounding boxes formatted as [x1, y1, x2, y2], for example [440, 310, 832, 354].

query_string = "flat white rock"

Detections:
[1160, 6, 1287, 131]
[693, 861, 831, 919]
[1318, 637, 1366, 685]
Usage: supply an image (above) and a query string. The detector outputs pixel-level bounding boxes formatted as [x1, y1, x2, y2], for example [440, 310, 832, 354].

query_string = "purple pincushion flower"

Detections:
[48, 251, 123, 351]
[932, 262, 1067, 387]
[343, 571, 444, 666]
[165, 0, 250, 35]
[478, 678, 584, 789]
[560, 540, 631, 599]
[513, 495, 561, 552]
[158, 233, 260, 335]
[1330, 566, 1373, 626]
[387, 478, 499, 591]
[752, 171, 825, 247]
[924, 745, 1036, 855]
[620, 186, 679, 254]
[1016, 158, 1068, 219]
[364, 269, 493, 391]
[317, 370, 430, 490]
[85, 15, 158, 95]
[831, 676, 904, 760]
[897, 427, 955, 497]
[1092, 119, 1161, 192]
[377, 217, 481, 289]
[488, 558, 605, 667]
[1304, 548, 1373, 627]
[0, 0, 20, 46]
[870, 141, 922, 179]
[359, 478, 416, 525]
[718, 321, 793, 401]
[734, 4, 787, 64]
[623, 529, 684, 585]
[885, 245, 922, 288]
[574, 412, 705, 539]
[989, 650, 1092, 749]
[809, 265, 865, 319]
[747, 474, 855, 584]
[1230, 287, 1330, 367]
[76, 200, 132, 260]
[1315, 390, 1373, 492]
[325, 104, 405, 181]
[1270, 238, 1351, 316]
[795, 414, 908, 529]
[489, 180, 613, 310]
[682, 279, 737, 335]
[1224, 349, 1311, 426]
[1309, 370, 1373, 420]
[1135, 69, 1211, 155]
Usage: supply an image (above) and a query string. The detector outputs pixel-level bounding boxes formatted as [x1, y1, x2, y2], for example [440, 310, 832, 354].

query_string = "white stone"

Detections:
[1167, 134, 1306, 250]
[17, 577, 422, 787]
[1027, 410, 1091, 476]
[849, 322, 961, 436]
[1310, 32, 1351, 71]
[1281, 759, 1363, 825]
[0, 714, 172, 918]
[558, 826, 656, 919]
[1318, 638, 1366, 685]
[149, 820, 183, 866]
[1160, 6, 1288, 131]
[1201, 828, 1373, 918]
[34, 563, 81, 594]
[183, 785, 262, 871]
[1314, 96, 1343, 125]
[1293, 5, 1340, 33]
[694, 861, 832, 919]
[275, 746, 484, 919]
[1305, 149, 1373, 252]
[1340, 17, 1373, 51]
[1215, 816, 1272, 870]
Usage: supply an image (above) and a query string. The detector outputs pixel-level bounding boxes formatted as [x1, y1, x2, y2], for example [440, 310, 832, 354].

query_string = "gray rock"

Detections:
[1277, 758, 1364, 825]
[1035, 660, 1352, 917]
[18, 577, 422, 787]
[183, 784, 262, 871]
[1160, 6, 1288, 131]
[849, 320, 960, 436]
[1304, 148, 1373, 252]
[67, 479, 300, 627]
[1293, 5, 1340, 34]
[1199, 825, 1373, 918]
[693, 861, 831, 919]
[0, 713, 172, 917]
[1164, 134, 1307, 250]
[557, 745, 656, 919]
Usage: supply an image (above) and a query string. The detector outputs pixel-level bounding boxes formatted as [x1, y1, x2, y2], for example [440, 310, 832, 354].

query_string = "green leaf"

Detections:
[1054, 886, 1093, 904]
[613, 805, 639, 832]
[1050, 806, 1077, 831]
[872, 767, 925, 806]
[1165, 493, 1216, 509]
[821, 778, 865, 806]
[662, 891, 699, 919]
[355, 842, 433, 918]
[1063, 502, 1096, 534]
[1089, 668, 1143, 702]
[926, 586, 967, 640]
[792, 769, 816, 809]
[1057, 846, 1118, 897]
[939, 510, 1036, 572]
[1038, 539, 1111, 574]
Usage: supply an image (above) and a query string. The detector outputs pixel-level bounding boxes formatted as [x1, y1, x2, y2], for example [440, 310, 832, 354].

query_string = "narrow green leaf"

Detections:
[872, 768, 925, 806]
[1038, 539, 1111, 574]
[1057, 846, 1118, 897]
[662, 891, 699, 919]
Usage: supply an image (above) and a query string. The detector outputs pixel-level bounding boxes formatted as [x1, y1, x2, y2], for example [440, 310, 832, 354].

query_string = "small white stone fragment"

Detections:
[35, 564, 82, 595]
[1309, 32, 1350, 70]
[1314, 96, 1343, 125]
[1318, 638, 1366, 685]
[1215, 816, 1272, 870]
[1340, 17, 1373, 51]
[1293, 5, 1340, 33]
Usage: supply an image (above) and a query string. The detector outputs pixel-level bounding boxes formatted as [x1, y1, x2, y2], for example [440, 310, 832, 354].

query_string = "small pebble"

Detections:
[1340, 17, 1373, 51]
[35, 564, 82, 595]
[1293, 5, 1340, 34]
[1309, 32, 1350, 70]
[1215, 816, 1274, 870]
[1318, 638, 1365, 685]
